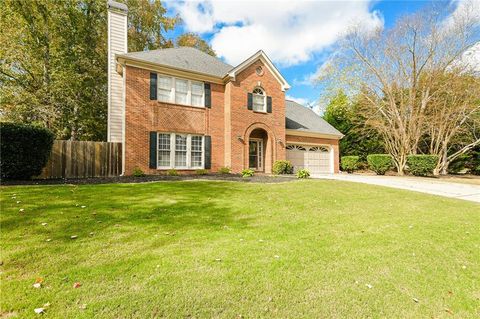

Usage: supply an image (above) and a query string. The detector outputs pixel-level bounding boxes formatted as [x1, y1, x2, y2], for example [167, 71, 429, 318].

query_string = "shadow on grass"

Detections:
[0, 181, 254, 241]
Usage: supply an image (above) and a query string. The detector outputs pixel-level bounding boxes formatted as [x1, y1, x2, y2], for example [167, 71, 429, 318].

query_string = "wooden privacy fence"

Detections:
[39, 140, 122, 179]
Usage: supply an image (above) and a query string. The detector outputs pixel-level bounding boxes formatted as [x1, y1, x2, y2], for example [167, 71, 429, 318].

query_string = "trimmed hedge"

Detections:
[367, 154, 393, 175]
[1, 122, 54, 180]
[341, 156, 360, 173]
[272, 160, 293, 175]
[407, 155, 439, 176]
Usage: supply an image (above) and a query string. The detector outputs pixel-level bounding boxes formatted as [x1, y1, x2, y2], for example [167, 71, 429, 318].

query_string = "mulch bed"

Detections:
[2, 174, 298, 186]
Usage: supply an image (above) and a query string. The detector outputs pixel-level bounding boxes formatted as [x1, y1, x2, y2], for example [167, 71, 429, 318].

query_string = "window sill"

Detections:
[252, 110, 268, 114]
[156, 167, 204, 170]
[157, 100, 206, 110]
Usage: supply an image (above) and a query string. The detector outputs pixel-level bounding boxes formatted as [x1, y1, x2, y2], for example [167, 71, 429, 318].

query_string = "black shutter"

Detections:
[149, 132, 157, 169]
[204, 135, 211, 169]
[204, 83, 211, 108]
[267, 96, 272, 113]
[247, 93, 253, 110]
[149, 73, 157, 100]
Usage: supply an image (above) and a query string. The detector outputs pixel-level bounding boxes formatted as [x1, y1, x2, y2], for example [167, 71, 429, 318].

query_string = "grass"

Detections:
[1, 180, 479, 318]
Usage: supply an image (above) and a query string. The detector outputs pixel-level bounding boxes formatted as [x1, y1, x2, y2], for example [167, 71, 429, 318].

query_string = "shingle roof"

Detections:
[119, 47, 233, 78]
[285, 100, 343, 137]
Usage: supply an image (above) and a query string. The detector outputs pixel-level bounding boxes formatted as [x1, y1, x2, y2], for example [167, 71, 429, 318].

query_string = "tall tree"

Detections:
[176, 32, 216, 56]
[323, 0, 480, 174]
[323, 90, 384, 160]
[0, 0, 179, 140]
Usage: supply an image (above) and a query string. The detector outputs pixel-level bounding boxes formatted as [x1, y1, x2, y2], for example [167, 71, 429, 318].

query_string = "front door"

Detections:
[249, 139, 263, 171]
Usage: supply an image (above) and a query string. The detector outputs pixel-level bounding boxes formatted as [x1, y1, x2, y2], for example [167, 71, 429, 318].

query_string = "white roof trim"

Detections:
[227, 50, 291, 91]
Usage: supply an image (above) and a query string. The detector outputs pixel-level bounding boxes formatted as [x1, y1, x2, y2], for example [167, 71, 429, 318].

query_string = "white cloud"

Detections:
[171, 0, 383, 66]
[286, 95, 309, 106]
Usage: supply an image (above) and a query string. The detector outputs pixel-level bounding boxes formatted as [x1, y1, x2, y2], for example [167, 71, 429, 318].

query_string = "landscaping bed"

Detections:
[2, 173, 297, 186]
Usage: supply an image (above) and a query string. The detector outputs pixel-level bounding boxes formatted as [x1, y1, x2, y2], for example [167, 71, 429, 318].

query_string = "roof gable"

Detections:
[226, 51, 290, 91]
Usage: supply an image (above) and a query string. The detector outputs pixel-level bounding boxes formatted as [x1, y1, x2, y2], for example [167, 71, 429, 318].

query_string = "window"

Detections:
[157, 133, 204, 169]
[158, 134, 171, 167]
[252, 87, 266, 112]
[191, 81, 204, 107]
[156, 74, 204, 107]
[191, 136, 203, 167]
[158, 76, 172, 102]
[175, 79, 188, 105]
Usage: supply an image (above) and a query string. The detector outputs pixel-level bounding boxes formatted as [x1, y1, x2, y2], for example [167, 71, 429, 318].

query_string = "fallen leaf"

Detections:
[89, 232, 94, 236]
[79, 304, 87, 310]
[215, 258, 222, 262]
[35, 278, 44, 284]
[444, 308, 454, 315]
[34, 308, 44, 314]
[19, 209, 25, 213]
[413, 298, 419, 303]
[41, 223, 47, 226]
[73, 282, 81, 288]
[46, 239, 52, 242]
[274, 255, 280, 259]
[461, 265, 467, 269]
[81, 206, 86, 208]
[366, 284, 373, 289]
[16, 201, 21, 204]
[70, 235, 78, 239]
[33, 283, 42, 289]
[43, 303, 50, 308]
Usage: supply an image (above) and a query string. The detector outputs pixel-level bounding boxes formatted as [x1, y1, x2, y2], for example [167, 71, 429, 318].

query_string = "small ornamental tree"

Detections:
[273, 160, 293, 175]
[0, 122, 54, 179]
[367, 154, 393, 175]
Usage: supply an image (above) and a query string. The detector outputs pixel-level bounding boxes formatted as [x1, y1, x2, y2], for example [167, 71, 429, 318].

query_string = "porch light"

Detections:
[237, 135, 244, 142]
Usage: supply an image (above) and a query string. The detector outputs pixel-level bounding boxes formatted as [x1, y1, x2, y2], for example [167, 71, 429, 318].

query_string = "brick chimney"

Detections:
[107, 0, 127, 143]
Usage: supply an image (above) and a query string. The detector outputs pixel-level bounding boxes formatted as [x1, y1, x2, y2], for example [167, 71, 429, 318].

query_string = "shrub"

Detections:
[367, 154, 393, 175]
[241, 169, 255, 177]
[195, 169, 208, 175]
[167, 169, 179, 176]
[341, 156, 360, 173]
[132, 167, 145, 177]
[296, 168, 310, 179]
[0, 122, 54, 180]
[448, 154, 469, 174]
[407, 155, 439, 176]
[272, 160, 293, 175]
[218, 166, 231, 174]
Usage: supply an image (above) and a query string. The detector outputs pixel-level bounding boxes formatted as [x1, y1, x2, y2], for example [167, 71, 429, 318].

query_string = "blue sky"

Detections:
[163, 1, 460, 109]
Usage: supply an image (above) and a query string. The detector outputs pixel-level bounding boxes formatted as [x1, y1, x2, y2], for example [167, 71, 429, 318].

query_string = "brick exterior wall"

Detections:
[123, 62, 339, 175]
[286, 135, 340, 173]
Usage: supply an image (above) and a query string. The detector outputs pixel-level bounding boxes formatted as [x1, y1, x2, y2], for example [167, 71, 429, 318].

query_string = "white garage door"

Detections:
[286, 144, 332, 174]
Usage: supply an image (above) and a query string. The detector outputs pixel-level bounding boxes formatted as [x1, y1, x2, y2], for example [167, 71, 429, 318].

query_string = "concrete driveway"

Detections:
[313, 174, 480, 203]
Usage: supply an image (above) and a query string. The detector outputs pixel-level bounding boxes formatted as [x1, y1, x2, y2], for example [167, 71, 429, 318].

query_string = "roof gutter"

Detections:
[116, 54, 226, 84]
[286, 129, 344, 140]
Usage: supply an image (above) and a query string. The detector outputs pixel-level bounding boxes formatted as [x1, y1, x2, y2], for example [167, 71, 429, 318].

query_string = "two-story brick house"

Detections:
[107, 1, 343, 175]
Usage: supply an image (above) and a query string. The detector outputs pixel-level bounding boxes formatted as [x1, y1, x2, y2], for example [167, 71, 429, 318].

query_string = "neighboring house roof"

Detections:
[118, 47, 233, 78]
[285, 100, 344, 138]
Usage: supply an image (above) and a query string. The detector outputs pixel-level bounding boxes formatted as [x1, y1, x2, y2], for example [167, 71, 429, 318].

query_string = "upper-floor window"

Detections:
[252, 87, 266, 112]
[157, 74, 204, 107]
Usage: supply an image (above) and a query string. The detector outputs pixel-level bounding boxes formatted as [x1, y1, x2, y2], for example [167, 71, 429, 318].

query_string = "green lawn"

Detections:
[1, 180, 479, 318]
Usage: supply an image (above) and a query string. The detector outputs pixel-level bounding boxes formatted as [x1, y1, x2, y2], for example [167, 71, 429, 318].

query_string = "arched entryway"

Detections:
[248, 128, 268, 172]
[243, 124, 276, 173]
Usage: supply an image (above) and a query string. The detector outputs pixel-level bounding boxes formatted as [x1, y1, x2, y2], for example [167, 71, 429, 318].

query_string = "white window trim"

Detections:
[252, 87, 267, 113]
[157, 74, 205, 108]
[157, 133, 204, 170]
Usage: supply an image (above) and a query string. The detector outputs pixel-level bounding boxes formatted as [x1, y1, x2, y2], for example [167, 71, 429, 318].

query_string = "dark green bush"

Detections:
[296, 168, 310, 179]
[241, 169, 255, 177]
[218, 167, 231, 174]
[407, 155, 439, 176]
[367, 154, 393, 175]
[272, 160, 293, 175]
[341, 156, 360, 173]
[195, 169, 208, 175]
[0, 122, 54, 179]
[167, 169, 178, 176]
[448, 154, 469, 174]
[132, 167, 145, 177]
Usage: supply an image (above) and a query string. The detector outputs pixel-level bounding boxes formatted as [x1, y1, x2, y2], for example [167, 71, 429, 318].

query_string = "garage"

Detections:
[286, 144, 332, 174]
